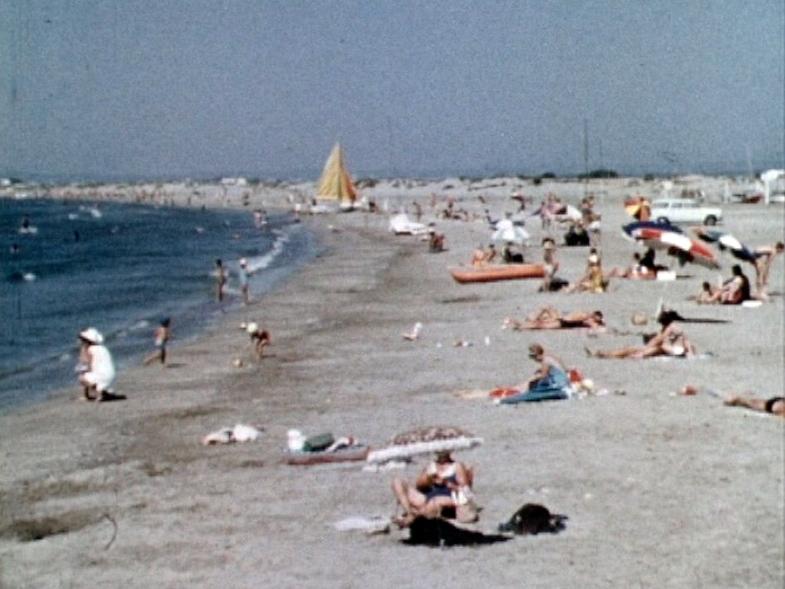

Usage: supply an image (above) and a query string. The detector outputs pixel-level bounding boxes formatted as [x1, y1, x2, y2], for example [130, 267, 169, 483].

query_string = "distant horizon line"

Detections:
[2, 158, 783, 186]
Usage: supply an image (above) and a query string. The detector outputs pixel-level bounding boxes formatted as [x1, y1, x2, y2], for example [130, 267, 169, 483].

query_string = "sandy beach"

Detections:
[1, 177, 783, 588]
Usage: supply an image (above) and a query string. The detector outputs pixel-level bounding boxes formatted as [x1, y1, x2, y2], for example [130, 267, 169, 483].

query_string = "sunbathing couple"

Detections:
[392, 451, 476, 527]
[540, 246, 607, 294]
[586, 309, 696, 359]
[503, 306, 605, 331]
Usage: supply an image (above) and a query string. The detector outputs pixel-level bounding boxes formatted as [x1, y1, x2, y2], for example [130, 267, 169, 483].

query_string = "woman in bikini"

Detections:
[391, 451, 472, 525]
[586, 311, 696, 359]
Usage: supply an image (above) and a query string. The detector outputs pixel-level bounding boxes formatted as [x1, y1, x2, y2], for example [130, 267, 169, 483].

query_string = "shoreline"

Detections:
[1, 179, 783, 588]
[0, 198, 315, 413]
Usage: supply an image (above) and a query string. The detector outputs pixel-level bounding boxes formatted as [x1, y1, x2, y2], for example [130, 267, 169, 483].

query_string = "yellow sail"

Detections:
[316, 143, 358, 205]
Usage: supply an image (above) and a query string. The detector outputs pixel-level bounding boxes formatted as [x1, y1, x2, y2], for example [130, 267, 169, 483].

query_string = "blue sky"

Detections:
[1, 1, 783, 181]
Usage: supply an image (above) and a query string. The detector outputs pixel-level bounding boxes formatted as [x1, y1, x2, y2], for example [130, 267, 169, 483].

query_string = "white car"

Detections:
[650, 199, 722, 226]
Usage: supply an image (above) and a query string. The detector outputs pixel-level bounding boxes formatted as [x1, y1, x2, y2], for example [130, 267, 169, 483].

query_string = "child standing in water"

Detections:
[143, 318, 171, 366]
[215, 259, 227, 302]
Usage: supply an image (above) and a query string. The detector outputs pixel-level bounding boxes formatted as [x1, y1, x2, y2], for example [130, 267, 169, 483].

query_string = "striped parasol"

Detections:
[630, 226, 719, 268]
[693, 228, 757, 263]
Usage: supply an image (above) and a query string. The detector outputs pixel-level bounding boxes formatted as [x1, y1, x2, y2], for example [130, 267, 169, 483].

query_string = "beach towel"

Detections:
[285, 445, 369, 466]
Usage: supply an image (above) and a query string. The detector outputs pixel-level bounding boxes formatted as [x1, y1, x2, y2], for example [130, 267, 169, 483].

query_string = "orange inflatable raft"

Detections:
[449, 263, 546, 284]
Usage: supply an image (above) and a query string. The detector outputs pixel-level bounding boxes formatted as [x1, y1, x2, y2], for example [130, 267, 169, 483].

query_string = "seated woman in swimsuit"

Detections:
[585, 310, 696, 359]
[496, 343, 572, 404]
[704, 265, 752, 305]
[567, 251, 608, 293]
[723, 395, 785, 418]
[503, 307, 605, 331]
[391, 451, 473, 526]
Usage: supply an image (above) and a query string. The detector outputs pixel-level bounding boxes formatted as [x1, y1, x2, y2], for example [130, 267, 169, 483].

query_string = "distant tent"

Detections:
[316, 143, 358, 207]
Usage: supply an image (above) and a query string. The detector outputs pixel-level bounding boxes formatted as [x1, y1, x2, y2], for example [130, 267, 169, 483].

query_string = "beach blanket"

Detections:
[285, 445, 369, 466]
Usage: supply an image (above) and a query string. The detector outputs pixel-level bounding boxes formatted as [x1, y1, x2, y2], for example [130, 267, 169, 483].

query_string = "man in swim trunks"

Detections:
[391, 451, 473, 525]
[752, 241, 784, 300]
[724, 395, 785, 418]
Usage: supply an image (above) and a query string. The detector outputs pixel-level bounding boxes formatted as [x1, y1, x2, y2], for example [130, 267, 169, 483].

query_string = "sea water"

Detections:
[0, 198, 317, 411]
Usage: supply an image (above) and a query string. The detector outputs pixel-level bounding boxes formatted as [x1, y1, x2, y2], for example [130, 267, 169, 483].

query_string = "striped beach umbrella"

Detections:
[631, 226, 719, 268]
[693, 228, 757, 263]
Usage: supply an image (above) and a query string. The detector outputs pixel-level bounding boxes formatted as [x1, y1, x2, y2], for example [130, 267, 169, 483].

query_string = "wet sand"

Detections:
[1, 178, 783, 588]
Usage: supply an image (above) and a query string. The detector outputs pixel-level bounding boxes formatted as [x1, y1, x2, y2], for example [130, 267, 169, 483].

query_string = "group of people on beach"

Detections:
[76, 245, 271, 401]
[390, 190, 784, 528]
[214, 256, 254, 305]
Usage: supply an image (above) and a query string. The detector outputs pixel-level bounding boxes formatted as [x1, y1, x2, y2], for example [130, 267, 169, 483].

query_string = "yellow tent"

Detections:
[316, 143, 358, 206]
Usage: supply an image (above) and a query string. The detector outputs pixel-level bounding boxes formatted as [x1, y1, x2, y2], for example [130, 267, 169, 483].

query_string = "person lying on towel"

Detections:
[585, 310, 696, 359]
[503, 307, 605, 331]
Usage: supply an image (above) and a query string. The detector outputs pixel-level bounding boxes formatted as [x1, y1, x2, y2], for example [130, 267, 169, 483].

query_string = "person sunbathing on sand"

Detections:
[503, 307, 605, 331]
[496, 343, 572, 404]
[566, 249, 607, 293]
[391, 451, 474, 526]
[704, 265, 751, 305]
[607, 252, 659, 280]
[471, 243, 497, 267]
[723, 394, 785, 418]
[586, 310, 696, 359]
[689, 281, 718, 304]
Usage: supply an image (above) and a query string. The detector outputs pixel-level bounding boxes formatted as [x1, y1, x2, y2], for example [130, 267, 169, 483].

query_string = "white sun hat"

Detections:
[79, 327, 104, 344]
[246, 322, 259, 335]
